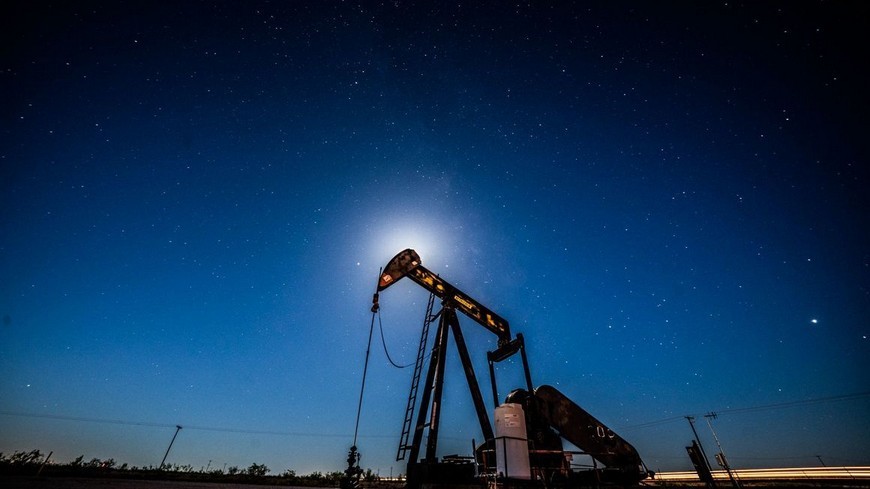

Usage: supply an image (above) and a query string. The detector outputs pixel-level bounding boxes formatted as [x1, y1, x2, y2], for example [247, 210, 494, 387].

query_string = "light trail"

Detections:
[652, 466, 870, 482]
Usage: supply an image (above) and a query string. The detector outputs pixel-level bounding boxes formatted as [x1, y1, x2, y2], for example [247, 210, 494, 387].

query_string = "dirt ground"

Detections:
[0, 476, 328, 489]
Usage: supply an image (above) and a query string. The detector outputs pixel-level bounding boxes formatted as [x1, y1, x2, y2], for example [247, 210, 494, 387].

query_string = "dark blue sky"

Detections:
[2, 0, 868, 476]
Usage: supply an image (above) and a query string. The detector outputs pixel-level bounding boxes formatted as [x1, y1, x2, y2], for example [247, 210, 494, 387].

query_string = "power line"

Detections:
[0, 411, 175, 429]
[0, 411, 388, 439]
[620, 391, 870, 431]
[0, 410, 480, 443]
[621, 415, 686, 430]
[714, 391, 870, 416]
[6, 390, 869, 440]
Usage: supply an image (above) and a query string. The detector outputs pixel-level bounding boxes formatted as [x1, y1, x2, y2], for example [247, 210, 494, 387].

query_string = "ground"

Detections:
[0, 476, 323, 489]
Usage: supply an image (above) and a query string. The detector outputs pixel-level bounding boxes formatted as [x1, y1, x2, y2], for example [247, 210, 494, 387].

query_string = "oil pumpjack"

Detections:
[362, 249, 650, 488]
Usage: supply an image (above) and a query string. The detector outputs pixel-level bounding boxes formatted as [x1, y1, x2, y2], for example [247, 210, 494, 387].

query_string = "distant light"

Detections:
[371, 217, 445, 266]
[811, 319, 818, 324]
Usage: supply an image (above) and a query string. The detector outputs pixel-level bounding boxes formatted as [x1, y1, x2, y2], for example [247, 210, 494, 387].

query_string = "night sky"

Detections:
[2, 0, 869, 477]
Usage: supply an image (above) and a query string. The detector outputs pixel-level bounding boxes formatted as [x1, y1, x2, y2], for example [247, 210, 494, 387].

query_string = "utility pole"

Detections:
[704, 413, 741, 489]
[37, 451, 53, 476]
[686, 416, 717, 488]
[160, 425, 183, 469]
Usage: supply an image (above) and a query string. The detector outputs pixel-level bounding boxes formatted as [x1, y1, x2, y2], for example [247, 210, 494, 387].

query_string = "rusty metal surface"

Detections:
[378, 249, 511, 342]
[378, 248, 421, 291]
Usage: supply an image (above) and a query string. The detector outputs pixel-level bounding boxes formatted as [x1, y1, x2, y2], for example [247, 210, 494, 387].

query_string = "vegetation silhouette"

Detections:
[0, 450, 388, 487]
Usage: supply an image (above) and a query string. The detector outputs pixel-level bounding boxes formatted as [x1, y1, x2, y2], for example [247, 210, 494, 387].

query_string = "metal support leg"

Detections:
[424, 312, 451, 461]
[448, 309, 495, 441]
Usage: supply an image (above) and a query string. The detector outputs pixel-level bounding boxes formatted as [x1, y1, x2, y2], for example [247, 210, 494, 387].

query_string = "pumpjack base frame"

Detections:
[406, 460, 481, 489]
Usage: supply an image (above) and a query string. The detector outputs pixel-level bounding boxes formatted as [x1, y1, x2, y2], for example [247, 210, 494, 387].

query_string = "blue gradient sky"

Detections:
[2, 0, 868, 476]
